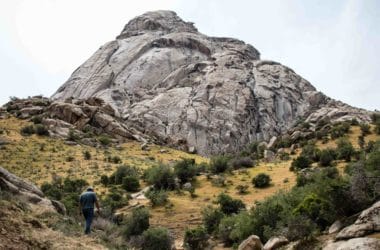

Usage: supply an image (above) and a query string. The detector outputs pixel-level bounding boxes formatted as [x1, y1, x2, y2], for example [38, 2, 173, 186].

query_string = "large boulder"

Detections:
[323, 237, 380, 250]
[238, 235, 263, 250]
[0, 166, 65, 215]
[336, 200, 380, 240]
[263, 236, 289, 250]
[50, 11, 371, 156]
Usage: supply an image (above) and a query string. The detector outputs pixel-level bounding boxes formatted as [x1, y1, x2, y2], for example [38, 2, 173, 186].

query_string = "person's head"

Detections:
[86, 186, 94, 192]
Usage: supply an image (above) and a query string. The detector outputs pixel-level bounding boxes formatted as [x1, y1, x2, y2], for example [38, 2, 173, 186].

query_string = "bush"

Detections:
[67, 129, 80, 141]
[202, 206, 224, 234]
[360, 123, 371, 135]
[209, 155, 230, 174]
[102, 187, 129, 212]
[217, 193, 245, 215]
[142, 227, 172, 250]
[217, 216, 236, 246]
[35, 124, 49, 136]
[122, 176, 140, 192]
[319, 148, 336, 167]
[109, 165, 139, 185]
[290, 155, 311, 171]
[173, 158, 197, 184]
[330, 122, 350, 139]
[144, 164, 175, 190]
[252, 173, 271, 188]
[336, 138, 354, 162]
[301, 143, 320, 162]
[184, 226, 208, 250]
[31, 116, 43, 124]
[230, 157, 254, 169]
[20, 125, 35, 135]
[100, 175, 109, 186]
[145, 189, 169, 207]
[83, 150, 91, 160]
[99, 135, 112, 146]
[293, 193, 335, 228]
[123, 207, 150, 239]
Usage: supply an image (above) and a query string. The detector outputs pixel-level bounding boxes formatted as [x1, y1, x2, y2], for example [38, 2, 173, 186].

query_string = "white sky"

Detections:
[0, 0, 379, 110]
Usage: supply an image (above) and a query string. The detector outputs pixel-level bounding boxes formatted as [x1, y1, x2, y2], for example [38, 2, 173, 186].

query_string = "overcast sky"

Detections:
[0, 0, 379, 110]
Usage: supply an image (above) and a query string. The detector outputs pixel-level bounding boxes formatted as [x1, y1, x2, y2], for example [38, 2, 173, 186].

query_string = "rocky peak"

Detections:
[50, 11, 371, 155]
[117, 10, 198, 39]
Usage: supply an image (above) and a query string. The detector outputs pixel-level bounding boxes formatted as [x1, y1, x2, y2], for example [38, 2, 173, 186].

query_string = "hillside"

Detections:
[1, 112, 380, 249]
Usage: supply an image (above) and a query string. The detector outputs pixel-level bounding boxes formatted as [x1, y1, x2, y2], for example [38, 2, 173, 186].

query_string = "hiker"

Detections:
[79, 186, 100, 234]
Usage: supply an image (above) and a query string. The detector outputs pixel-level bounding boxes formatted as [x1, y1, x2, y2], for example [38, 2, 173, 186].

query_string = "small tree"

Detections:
[184, 226, 208, 250]
[217, 193, 245, 215]
[20, 125, 35, 135]
[319, 148, 336, 167]
[123, 207, 150, 239]
[202, 206, 224, 234]
[209, 155, 230, 174]
[336, 138, 354, 162]
[144, 164, 175, 190]
[360, 123, 371, 135]
[83, 150, 91, 160]
[122, 176, 140, 192]
[35, 124, 49, 136]
[142, 227, 172, 250]
[145, 189, 169, 207]
[252, 173, 271, 188]
[290, 155, 311, 171]
[100, 175, 109, 186]
[173, 158, 197, 184]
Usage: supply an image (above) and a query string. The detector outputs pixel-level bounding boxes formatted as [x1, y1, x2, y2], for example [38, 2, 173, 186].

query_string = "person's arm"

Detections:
[79, 196, 82, 215]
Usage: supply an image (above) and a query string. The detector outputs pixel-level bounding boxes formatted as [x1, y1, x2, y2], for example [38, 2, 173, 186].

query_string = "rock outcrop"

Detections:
[238, 235, 263, 250]
[336, 200, 380, 240]
[39, 11, 370, 155]
[0, 166, 65, 214]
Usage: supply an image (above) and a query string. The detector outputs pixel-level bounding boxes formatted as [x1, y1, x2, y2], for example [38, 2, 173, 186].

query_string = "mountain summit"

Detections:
[52, 11, 370, 155]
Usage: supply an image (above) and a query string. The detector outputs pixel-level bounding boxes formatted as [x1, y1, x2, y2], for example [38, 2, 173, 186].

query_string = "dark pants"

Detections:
[82, 208, 94, 234]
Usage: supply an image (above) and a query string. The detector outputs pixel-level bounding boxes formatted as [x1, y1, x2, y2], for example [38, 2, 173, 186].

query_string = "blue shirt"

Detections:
[79, 191, 97, 209]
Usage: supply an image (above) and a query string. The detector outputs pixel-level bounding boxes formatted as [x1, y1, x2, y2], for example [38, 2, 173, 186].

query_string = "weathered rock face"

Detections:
[336, 200, 380, 240]
[51, 10, 371, 155]
[0, 166, 65, 214]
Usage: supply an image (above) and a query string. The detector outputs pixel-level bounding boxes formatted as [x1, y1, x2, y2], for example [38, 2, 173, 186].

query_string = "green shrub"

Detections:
[122, 176, 140, 192]
[102, 187, 129, 212]
[301, 143, 321, 162]
[360, 123, 371, 135]
[290, 155, 311, 171]
[252, 173, 271, 188]
[41, 182, 62, 200]
[142, 227, 172, 250]
[217, 193, 245, 215]
[20, 125, 35, 135]
[209, 155, 230, 174]
[145, 189, 169, 207]
[202, 206, 224, 234]
[184, 226, 208, 250]
[109, 165, 139, 185]
[330, 122, 350, 139]
[100, 175, 109, 186]
[319, 148, 336, 167]
[293, 193, 335, 228]
[31, 116, 43, 124]
[99, 135, 111, 146]
[67, 129, 80, 141]
[83, 150, 91, 160]
[217, 216, 236, 246]
[35, 124, 49, 136]
[173, 158, 197, 184]
[123, 207, 150, 239]
[336, 138, 354, 162]
[144, 164, 175, 190]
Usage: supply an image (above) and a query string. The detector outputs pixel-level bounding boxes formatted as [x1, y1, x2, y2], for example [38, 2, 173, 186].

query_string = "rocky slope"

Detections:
[49, 10, 370, 155]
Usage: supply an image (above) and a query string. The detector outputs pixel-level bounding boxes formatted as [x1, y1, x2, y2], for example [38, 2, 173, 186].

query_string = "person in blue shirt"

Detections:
[79, 186, 100, 234]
